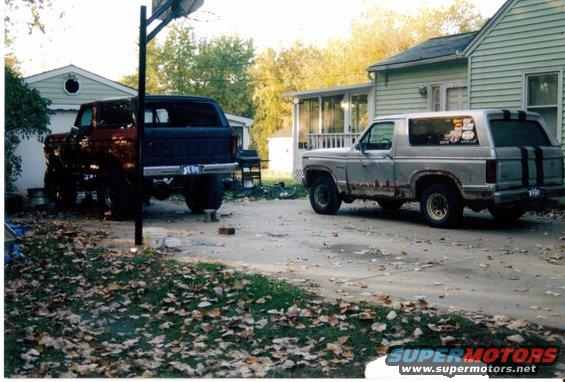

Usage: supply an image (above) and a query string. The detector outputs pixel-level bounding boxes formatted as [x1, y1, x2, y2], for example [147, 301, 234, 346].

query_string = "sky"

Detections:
[8, 0, 506, 81]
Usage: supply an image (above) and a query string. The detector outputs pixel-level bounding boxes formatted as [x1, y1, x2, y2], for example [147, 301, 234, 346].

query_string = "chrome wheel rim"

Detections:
[426, 193, 448, 221]
[314, 184, 330, 208]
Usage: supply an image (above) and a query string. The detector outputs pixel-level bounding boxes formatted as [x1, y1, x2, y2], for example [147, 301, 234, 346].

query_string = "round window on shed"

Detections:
[64, 78, 80, 95]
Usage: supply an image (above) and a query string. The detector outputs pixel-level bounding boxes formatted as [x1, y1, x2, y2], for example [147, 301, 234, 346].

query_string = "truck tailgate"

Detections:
[143, 127, 234, 167]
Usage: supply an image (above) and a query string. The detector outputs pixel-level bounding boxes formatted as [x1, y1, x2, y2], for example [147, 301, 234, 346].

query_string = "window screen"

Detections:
[489, 119, 551, 147]
[99, 101, 133, 128]
[409, 116, 478, 146]
[145, 101, 222, 127]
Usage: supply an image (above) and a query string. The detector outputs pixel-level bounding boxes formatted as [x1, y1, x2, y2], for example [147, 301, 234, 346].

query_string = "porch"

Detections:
[307, 132, 360, 149]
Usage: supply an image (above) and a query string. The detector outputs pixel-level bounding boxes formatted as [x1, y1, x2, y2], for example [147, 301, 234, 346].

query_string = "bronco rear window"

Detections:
[489, 119, 552, 147]
[145, 101, 223, 128]
[409, 116, 479, 146]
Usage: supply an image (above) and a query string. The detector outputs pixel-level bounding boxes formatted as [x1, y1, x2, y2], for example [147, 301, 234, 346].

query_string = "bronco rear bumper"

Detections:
[144, 162, 239, 177]
[493, 185, 565, 204]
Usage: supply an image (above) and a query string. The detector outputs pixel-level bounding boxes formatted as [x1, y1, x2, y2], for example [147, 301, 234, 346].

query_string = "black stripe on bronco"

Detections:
[534, 146, 544, 186]
[502, 110, 511, 120]
[520, 146, 529, 187]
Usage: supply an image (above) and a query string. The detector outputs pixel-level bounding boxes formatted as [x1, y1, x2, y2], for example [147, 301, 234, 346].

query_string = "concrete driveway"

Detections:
[82, 198, 564, 329]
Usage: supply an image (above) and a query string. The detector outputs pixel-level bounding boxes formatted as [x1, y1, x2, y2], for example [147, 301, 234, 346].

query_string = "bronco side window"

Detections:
[409, 116, 478, 146]
[359, 122, 395, 151]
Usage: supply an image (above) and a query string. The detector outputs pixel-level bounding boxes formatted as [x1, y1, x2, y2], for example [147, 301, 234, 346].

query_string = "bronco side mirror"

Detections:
[358, 142, 367, 153]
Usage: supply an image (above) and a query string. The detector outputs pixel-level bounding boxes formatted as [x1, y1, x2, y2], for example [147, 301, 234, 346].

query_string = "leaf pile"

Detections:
[5, 218, 562, 378]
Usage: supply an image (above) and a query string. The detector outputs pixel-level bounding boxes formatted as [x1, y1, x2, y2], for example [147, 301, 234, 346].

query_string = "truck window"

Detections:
[489, 119, 552, 147]
[409, 116, 478, 146]
[75, 106, 93, 128]
[99, 101, 133, 129]
[145, 101, 223, 127]
[360, 122, 395, 150]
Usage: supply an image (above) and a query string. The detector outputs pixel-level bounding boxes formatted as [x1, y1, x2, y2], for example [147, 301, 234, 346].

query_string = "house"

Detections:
[267, 126, 293, 173]
[15, 64, 253, 194]
[282, 82, 375, 178]
[285, 0, 564, 179]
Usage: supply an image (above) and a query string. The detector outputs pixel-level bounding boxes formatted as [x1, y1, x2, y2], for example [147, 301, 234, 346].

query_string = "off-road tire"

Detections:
[97, 169, 135, 220]
[377, 199, 404, 210]
[44, 165, 76, 209]
[309, 175, 342, 215]
[488, 205, 527, 223]
[419, 184, 463, 228]
[184, 175, 223, 214]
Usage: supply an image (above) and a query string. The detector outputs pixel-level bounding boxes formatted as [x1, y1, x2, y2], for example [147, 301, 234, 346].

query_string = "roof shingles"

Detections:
[368, 31, 478, 71]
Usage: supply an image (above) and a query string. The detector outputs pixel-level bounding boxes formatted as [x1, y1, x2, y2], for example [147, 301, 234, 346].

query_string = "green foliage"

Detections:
[121, 23, 255, 118]
[4, 66, 52, 193]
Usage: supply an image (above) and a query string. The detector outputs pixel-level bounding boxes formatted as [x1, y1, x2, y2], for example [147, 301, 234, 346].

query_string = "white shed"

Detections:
[17, 64, 253, 195]
[267, 126, 293, 174]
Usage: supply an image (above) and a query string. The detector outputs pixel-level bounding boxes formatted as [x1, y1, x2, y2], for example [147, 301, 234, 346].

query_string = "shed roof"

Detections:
[283, 82, 373, 98]
[367, 31, 478, 71]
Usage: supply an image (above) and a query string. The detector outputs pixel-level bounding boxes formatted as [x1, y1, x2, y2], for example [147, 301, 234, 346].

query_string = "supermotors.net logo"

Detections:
[385, 346, 559, 377]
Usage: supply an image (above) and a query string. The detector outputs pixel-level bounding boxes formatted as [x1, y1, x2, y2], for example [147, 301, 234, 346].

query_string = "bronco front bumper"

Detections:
[144, 162, 239, 177]
[493, 185, 565, 204]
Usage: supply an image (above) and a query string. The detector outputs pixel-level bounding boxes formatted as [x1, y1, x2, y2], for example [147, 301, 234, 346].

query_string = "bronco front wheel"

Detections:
[309, 176, 342, 215]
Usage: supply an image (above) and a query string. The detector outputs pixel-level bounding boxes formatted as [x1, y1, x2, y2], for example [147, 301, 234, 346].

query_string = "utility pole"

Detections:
[134, 0, 204, 246]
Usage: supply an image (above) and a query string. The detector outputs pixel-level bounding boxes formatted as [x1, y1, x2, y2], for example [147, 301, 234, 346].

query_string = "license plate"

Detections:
[182, 165, 200, 175]
[528, 187, 542, 199]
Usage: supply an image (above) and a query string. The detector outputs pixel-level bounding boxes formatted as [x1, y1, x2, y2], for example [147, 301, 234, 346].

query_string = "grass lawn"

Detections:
[4, 216, 560, 378]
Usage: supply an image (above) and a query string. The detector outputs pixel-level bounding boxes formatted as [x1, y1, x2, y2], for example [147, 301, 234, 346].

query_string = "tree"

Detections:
[5, 67, 52, 193]
[5, 0, 53, 71]
[250, 0, 486, 158]
[120, 41, 167, 94]
[121, 23, 255, 118]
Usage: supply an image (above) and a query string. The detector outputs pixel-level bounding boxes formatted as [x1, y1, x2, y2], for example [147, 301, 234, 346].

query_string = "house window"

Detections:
[298, 98, 319, 149]
[322, 95, 344, 134]
[351, 94, 368, 132]
[64, 78, 80, 95]
[431, 85, 441, 111]
[526, 72, 559, 138]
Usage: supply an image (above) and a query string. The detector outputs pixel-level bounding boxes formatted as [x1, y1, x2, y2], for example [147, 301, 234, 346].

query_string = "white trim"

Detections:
[24, 64, 138, 96]
[522, 67, 563, 144]
[49, 104, 81, 111]
[464, 0, 517, 56]
[225, 113, 254, 127]
[283, 82, 373, 98]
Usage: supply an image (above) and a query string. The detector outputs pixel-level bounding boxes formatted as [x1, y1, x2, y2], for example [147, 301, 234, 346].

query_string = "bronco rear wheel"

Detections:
[309, 175, 342, 215]
[419, 184, 462, 228]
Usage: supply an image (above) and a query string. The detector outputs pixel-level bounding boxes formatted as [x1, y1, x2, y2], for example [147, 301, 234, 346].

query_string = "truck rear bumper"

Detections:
[144, 162, 239, 177]
[493, 185, 565, 204]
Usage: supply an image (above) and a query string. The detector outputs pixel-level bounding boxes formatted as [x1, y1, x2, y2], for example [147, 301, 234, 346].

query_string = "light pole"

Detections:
[135, 0, 204, 246]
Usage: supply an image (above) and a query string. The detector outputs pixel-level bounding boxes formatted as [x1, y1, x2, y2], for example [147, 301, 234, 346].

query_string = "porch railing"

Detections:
[307, 133, 360, 150]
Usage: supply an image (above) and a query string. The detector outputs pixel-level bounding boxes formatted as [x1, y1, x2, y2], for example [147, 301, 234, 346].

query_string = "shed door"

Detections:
[446, 86, 468, 111]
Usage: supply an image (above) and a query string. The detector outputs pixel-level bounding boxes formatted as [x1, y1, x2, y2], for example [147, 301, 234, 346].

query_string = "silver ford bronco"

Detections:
[302, 110, 564, 228]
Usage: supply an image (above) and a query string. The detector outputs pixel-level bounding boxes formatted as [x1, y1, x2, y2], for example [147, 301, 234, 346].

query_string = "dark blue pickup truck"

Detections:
[44, 95, 238, 218]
